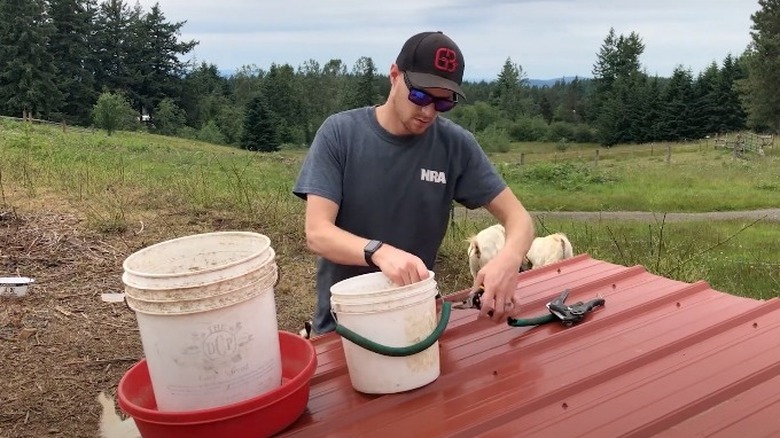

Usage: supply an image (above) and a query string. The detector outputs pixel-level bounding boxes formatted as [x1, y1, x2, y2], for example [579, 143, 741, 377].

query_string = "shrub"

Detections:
[509, 116, 548, 141]
[92, 91, 137, 135]
[476, 124, 512, 153]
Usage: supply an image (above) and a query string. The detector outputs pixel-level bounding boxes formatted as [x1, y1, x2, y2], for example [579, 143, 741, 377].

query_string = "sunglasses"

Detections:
[403, 72, 458, 113]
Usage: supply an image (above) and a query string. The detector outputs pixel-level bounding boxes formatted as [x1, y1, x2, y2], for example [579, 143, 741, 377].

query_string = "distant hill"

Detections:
[218, 69, 589, 88]
[527, 76, 588, 87]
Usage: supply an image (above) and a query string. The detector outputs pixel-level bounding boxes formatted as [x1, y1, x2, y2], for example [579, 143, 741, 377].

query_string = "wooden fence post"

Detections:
[594, 149, 599, 167]
[666, 145, 671, 164]
[519, 152, 525, 166]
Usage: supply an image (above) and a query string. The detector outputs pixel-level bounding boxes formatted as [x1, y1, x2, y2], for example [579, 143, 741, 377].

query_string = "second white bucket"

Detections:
[330, 271, 445, 394]
[122, 231, 282, 412]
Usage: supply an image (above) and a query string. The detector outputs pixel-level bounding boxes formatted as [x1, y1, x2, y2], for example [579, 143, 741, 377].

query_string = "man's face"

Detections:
[391, 69, 456, 135]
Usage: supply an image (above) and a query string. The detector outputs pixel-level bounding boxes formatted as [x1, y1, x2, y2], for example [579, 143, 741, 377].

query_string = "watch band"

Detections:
[364, 240, 383, 268]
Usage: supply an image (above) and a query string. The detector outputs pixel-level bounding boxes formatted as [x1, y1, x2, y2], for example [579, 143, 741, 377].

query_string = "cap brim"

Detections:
[406, 71, 466, 100]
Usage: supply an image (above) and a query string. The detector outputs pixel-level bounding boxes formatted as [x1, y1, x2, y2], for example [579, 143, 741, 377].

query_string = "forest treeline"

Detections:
[2, 0, 779, 150]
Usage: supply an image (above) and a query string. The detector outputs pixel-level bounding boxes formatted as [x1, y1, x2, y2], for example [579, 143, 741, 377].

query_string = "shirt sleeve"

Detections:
[292, 116, 343, 205]
[453, 131, 507, 209]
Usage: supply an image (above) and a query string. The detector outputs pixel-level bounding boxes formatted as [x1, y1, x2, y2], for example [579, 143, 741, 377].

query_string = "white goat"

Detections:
[520, 232, 574, 272]
[467, 225, 574, 278]
[97, 391, 141, 438]
[466, 224, 506, 279]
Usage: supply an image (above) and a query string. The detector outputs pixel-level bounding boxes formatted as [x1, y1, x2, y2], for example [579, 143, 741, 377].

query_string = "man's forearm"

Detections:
[305, 222, 372, 267]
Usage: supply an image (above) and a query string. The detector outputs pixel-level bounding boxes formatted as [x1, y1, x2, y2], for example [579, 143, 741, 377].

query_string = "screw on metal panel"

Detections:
[557, 268, 561, 273]
[753, 322, 759, 328]
[612, 283, 616, 289]
[561, 402, 568, 410]
[492, 370, 498, 376]
[676, 302, 681, 308]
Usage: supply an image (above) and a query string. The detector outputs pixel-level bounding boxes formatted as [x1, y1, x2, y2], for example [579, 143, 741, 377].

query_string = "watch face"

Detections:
[366, 240, 382, 253]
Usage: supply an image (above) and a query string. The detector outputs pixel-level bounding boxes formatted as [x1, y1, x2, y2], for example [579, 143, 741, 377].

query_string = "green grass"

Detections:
[491, 141, 780, 212]
[0, 120, 778, 307]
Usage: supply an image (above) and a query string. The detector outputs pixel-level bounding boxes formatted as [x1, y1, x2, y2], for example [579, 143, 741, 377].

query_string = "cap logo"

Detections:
[433, 47, 458, 73]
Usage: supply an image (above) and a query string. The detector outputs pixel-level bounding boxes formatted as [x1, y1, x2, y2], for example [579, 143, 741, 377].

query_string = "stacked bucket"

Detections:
[121, 231, 283, 412]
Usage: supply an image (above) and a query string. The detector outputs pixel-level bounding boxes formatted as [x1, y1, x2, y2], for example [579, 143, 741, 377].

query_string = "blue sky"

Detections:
[135, 0, 759, 81]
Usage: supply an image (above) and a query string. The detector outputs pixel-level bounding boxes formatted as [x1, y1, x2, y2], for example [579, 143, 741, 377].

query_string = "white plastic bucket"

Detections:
[122, 231, 282, 412]
[330, 271, 442, 394]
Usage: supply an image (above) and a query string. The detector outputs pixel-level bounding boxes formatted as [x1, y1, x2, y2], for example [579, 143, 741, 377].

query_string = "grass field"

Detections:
[1, 119, 778, 437]
[1, 119, 779, 315]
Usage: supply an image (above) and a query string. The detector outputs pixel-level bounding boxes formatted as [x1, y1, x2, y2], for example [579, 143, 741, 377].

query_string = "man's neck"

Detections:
[375, 103, 408, 136]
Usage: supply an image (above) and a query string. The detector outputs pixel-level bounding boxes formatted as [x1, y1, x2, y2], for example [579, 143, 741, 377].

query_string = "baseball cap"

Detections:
[396, 31, 466, 99]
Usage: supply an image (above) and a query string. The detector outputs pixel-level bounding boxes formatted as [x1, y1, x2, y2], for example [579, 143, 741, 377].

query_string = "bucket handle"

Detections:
[334, 302, 451, 357]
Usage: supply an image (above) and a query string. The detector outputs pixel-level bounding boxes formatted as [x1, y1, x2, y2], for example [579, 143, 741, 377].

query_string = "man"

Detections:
[293, 30, 534, 337]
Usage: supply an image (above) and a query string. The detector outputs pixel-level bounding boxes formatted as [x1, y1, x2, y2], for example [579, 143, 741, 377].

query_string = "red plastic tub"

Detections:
[118, 331, 317, 438]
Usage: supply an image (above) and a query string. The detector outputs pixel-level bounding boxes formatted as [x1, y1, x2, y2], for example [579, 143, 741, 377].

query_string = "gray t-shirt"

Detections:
[293, 106, 505, 332]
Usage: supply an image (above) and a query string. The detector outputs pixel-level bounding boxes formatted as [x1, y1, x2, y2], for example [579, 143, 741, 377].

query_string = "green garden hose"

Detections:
[335, 302, 452, 357]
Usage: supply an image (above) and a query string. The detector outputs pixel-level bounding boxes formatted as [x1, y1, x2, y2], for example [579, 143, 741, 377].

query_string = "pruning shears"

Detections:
[452, 286, 605, 327]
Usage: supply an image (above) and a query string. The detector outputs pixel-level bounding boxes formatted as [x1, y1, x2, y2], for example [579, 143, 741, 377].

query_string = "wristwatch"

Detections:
[364, 240, 383, 268]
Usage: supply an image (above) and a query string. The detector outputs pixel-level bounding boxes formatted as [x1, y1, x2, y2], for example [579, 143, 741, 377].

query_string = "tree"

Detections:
[660, 66, 696, 141]
[345, 56, 379, 109]
[153, 97, 186, 136]
[489, 57, 529, 119]
[0, 0, 62, 117]
[92, 0, 136, 100]
[261, 63, 302, 144]
[590, 29, 647, 145]
[135, 3, 198, 116]
[180, 62, 229, 129]
[92, 90, 136, 135]
[740, 0, 780, 132]
[241, 95, 279, 152]
[718, 54, 747, 132]
[47, 0, 97, 125]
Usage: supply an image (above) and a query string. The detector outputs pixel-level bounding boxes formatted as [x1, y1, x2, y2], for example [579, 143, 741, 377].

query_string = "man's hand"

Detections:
[473, 251, 522, 322]
[372, 244, 430, 286]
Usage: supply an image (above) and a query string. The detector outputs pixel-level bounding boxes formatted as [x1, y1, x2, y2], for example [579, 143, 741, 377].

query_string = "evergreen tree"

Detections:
[241, 95, 279, 152]
[590, 29, 647, 145]
[660, 66, 696, 141]
[0, 0, 62, 117]
[692, 62, 720, 137]
[346, 56, 379, 109]
[136, 3, 198, 116]
[718, 54, 747, 132]
[741, 0, 780, 131]
[92, 0, 137, 107]
[153, 97, 186, 136]
[489, 57, 529, 119]
[181, 62, 230, 129]
[261, 63, 302, 144]
[47, 0, 97, 125]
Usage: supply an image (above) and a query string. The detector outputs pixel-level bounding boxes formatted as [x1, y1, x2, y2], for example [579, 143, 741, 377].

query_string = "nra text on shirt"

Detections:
[420, 168, 447, 184]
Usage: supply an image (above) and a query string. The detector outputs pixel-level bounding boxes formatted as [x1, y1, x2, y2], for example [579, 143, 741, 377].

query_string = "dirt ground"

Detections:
[3, 192, 778, 438]
[0, 196, 317, 438]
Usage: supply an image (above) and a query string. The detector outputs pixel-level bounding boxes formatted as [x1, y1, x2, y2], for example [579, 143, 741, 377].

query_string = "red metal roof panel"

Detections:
[278, 254, 780, 437]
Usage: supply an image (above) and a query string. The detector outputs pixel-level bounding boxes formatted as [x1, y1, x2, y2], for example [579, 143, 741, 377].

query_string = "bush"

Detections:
[197, 120, 227, 145]
[92, 91, 137, 135]
[546, 122, 577, 142]
[509, 116, 548, 141]
[520, 162, 614, 190]
[476, 124, 512, 153]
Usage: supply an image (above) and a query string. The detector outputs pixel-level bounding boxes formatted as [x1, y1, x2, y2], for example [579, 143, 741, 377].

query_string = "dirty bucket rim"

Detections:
[117, 331, 316, 423]
[122, 231, 271, 280]
[330, 271, 435, 298]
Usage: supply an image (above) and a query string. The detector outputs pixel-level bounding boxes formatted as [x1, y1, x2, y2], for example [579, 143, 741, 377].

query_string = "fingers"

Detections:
[379, 248, 429, 286]
[478, 284, 518, 322]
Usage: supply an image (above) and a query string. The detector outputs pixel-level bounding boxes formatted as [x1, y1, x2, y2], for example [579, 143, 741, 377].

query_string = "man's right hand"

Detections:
[371, 244, 429, 286]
